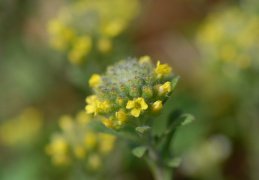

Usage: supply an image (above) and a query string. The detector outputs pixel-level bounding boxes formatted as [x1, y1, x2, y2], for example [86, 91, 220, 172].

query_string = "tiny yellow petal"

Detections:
[152, 100, 163, 113]
[155, 61, 172, 78]
[131, 108, 141, 117]
[139, 55, 151, 64]
[88, 154, 101, 170]
[74, 146, 85, 159]
[59, 115, 73, 131]
[97, 38, 112, 53]
[84, 132, 96, 150]
[116, 110, 127, 123]
[158, 81, 172, 96]
[126, 100, 135, 109]
[85, 105, 96, 114]
[89, 74, 101, 88]
[102, 118, 114, 128]
[139, 98, 148, 110]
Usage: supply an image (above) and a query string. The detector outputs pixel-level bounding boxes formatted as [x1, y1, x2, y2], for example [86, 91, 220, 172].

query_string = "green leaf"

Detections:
[180, 114, 195, 126]
[167, 157, 181, 168]
[132, 146, 148, 158]
[171, 76, 180, 90]
[136, 126, 151, 134]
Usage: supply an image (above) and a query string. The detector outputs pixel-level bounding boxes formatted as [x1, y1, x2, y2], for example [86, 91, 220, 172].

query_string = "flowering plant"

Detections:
[85, 56, 193, 180]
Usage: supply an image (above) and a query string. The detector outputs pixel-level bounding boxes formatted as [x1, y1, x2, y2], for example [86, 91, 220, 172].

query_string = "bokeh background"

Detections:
[0, 0, 259, 179]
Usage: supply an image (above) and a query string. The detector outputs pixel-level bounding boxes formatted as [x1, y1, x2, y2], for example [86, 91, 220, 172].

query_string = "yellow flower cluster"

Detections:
[197, 7, 259, 69]
[47, 0, 139, 65]
[0, 107, 43, 147]
[46, 111, 116, 169]
[85, 56, 178, 129]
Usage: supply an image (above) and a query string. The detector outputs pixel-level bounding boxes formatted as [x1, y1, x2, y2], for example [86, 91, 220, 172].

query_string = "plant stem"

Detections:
[145, 157, 172, 180]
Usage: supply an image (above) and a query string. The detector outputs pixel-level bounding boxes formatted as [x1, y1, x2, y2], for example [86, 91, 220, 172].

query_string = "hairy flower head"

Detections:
[85, 57, 178, 129]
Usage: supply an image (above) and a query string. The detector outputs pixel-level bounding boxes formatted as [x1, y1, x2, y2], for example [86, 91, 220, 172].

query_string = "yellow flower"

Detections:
[76, 111, 90, 125]
[46, 136, 68, 162]
[139, 55, 151, 64]
[0, 108, 43, 147]
[151, 100, 163, 113]
[102, 20, 125, 37]
[116, 109, 127, 124]
[59, 115, 73, 132]
[219, 44, 236, 62]
[84, 132, 97, 150]
[85, 95, 99, 115]
[98, 100, 111, 113]
[88, 154, 101, 170]
[101, 117, 114, 128]
[68, 36, 92, 64]
[85, 95, 111, 115]
[97, 38, 112, 53]
[155, 61, 172, 78]
[48, 20, 76, 51]
[74, 145, 85, 159]
[89, 74, 102, 88]
[158, 81, 172, 96]
[48, 19, 63, 34]
[126, 97, 148, 117]
[99, 134, 116, 154]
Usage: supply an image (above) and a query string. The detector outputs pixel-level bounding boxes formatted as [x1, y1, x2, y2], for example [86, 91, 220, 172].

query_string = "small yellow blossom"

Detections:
[68, 36, 92, 64]
[152, 100, 163, 113]
[0, 108, 43, 147]
[97, 38, 112, 53]
[116, 109, 127, 124]
[89, 74, 102, 88]
[98, 101, 111, 113]
[155, 61, 172, 78]
[48, 19, 63, 34]
[102, 20, 124, 37]
[101, 117, 114, 128]
[48, 20, 75, 51]
[126, 97, 148, 117]
[46, 136, 69, 165]
[46, 136, 68, 155]
[76, 111, 90, 125]
[158, 82, 172, 96]
[219, 44, 236, 62]
[85, 95, 111, 115]
[74, 145, 86, 159]
[85, 95, 99, 115]
[99, 134, 116, 154]
[59, 115, 73, 132]
[88, 154, 101, 170]
[84, 132, 97, 150]
[139, 55, 151, 64]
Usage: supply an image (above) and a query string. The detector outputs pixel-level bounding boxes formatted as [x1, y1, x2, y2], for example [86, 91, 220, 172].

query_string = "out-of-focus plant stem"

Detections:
[142, 130, 173, 180]
[145, 148, 172, 180]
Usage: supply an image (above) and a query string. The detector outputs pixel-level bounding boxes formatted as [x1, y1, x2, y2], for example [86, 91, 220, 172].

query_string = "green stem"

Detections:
[140, 127, 173, 180]
[145, 157, 172, 180]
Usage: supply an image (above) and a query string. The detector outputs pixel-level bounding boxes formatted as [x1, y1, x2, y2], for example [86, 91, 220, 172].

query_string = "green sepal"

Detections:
[132, 146, 148, 158]
[166, 157, 181, 168]
[136, 126, 151, 134]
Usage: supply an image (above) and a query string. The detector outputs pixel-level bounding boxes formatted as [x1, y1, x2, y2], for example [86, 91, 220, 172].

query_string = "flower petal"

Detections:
[131, 108, 141, 117]
[126, 100, 135, 109]
[140, 98, 148, 110]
